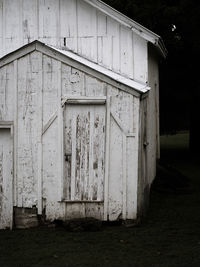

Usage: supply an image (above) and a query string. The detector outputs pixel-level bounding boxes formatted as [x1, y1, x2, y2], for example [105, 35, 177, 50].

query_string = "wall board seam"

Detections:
[104, 95, 110, 220]
[13, 60, 18, 207]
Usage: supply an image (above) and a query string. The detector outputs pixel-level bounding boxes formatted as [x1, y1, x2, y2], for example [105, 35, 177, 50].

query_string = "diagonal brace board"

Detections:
[42, 111, 58, 135]
[110, 111, 135, 137]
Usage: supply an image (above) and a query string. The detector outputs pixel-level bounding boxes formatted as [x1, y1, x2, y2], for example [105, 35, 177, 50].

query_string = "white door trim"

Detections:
[0, 122, 14, 229]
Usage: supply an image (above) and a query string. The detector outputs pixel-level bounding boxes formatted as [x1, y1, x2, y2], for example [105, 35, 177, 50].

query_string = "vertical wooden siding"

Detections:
[17, 51, 42, 208]
[137, 48, 159, 216]
[146, 48, 160, 184]
[107, 86, 139, 220]
[0, 50, 139, 221]
[0, 0, 148, 83]
[0, 128, 13, 229]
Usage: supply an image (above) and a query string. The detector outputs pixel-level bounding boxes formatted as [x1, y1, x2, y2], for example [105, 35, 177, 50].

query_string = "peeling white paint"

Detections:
[0, 127, 13, 229]
[0, 0, 161, 227]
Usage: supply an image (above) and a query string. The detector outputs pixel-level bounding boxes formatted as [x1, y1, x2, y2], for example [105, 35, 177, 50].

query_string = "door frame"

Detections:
[59, 96, 108, 202]
[0, 121, 14, 229]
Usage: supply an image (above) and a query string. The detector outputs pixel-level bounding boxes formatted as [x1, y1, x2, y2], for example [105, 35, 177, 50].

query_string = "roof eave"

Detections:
[155, 37, 168, 58]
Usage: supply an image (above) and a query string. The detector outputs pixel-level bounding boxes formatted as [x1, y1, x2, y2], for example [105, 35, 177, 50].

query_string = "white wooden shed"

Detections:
[0, 0, 166, 229]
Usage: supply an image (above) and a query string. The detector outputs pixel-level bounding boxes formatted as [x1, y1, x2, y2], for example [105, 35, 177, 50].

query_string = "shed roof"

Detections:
[0, 40, 150, 96]
[83, 0, 167, 58]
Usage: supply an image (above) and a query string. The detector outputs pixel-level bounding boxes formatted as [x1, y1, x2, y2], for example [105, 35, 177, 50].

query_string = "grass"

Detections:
[0, 132, 200, 267]
[160, 131, 189, 150]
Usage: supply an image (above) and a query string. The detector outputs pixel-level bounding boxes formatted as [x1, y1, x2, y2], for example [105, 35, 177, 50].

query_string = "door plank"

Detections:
[71, 108, 77, 201]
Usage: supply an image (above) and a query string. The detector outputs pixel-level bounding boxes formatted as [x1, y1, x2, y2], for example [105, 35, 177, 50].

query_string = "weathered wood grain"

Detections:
[126, 97, 140, 219]
[0, 0, 150, 82]
[0, 19, 159, 223]
[77, 0, 97, 61]
[106, 85, 139, 220]
[65, 202, 103, 220]
[63, 103, 105, 202]
[133, 33, 148, 83]
[62, 64, 85, 96]
[60, 0, 77, 51]
[17, 52, 42, 208]
[13, 60, 18, 207]
[0, 127, 13, 229]
[22, 0, 38, 44]
[0, 63, 14, 121]
[0, 48, 141, 223]
[39, 0, 59, 46]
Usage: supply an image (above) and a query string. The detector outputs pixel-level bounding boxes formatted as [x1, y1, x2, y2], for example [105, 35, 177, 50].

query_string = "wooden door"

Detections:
[63, 102, 106, 202]
[0, 127, 13, 229]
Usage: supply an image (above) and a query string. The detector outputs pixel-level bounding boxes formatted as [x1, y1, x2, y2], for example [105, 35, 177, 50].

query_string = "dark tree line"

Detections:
[104, 0, 200, 153]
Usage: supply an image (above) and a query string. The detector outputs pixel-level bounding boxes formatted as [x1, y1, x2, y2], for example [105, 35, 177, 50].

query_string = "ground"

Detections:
[0, 132, 200, 267]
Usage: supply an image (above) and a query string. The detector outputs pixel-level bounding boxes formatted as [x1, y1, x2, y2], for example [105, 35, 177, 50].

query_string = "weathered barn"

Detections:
[0, 0, 166, 229]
